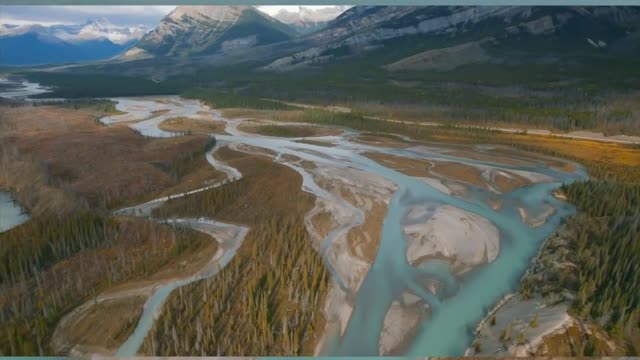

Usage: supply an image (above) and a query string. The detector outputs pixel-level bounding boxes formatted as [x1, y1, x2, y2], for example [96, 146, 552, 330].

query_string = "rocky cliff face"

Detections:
[70, 6, 640, 76]
[270, 6, 350, 34]
[262, 6, 640, 71]
[126, 6, 294, 58]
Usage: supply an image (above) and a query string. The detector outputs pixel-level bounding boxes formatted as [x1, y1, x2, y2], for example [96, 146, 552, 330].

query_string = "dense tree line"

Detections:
[520, 179, 639, 353]
[0, 213, 107, 285]
[156, 137, 216, 183]
[183, 88, 297, 111]
[25, 55, 640, 135]
[561, 181, 640, 339]
[144, 149, 327, 355]
[36, 99, 120, 114]
[153, 178, 244, 220]
[0, 214, 211, 356]
[0, 101, 220, 355]
[142, 218, 329, 356]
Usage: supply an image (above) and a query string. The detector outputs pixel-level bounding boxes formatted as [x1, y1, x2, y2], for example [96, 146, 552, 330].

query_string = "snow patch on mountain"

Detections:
[0, 19, 147, 44]
[269, 6, 350, 34]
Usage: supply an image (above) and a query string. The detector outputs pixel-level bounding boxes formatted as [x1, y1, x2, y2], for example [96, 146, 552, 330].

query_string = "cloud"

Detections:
[0, 6, 176, 27]
[257, 6, 344, 16]
[0, 5, 350, 27]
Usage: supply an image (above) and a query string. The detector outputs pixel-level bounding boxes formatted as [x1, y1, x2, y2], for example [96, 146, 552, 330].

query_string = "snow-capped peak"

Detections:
[167, 6, 251, 22]
[271, 6, 350, 26]
[0, 19, 147, 45]
[0, 24, 46, 37]
[71, 19, 147, 44]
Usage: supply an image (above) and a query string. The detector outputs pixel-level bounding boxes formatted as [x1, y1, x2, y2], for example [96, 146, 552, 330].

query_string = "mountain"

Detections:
[123, 6, 295, 59]
[269, 6, 350, 35]
[261, 6, 640, 71]
[0, 20, 145, 66]
[52, 19, 147, 45]
[43, 6, 640, 79]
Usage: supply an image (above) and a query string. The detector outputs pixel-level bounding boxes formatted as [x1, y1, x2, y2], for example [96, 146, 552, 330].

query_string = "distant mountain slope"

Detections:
[0, 20, 144, 66]
[269, 6, 350, 34]
[38, 6, 640, 79]
[0, 32, 133, 66]
[262, 6, 640, 71]
[125, 6, 295, 58]
[53, 19, 147, 45]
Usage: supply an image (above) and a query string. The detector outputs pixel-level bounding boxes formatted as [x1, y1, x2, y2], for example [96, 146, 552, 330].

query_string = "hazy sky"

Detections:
[0, 5, 342, 27]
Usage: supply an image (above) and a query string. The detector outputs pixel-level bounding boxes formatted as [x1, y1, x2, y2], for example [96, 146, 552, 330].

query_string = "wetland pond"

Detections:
[0, 191, 29, 233]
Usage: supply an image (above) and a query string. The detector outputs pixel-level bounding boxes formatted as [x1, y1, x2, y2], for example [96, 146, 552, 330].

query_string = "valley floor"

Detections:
[0, 94, 638, 356]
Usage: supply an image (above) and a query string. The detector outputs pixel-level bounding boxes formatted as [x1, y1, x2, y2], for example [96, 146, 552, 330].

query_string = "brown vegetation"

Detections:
[346, 201, 387, 264]
[354, 133, 413, 149]
[238, 123, 341, 138]
[158, 117, 226, 135]
[296, 139, 335, 147]
[0, 216, 215, 355]
[154, 147, 314, 223]
[143, 148, 329, 355]
[430, 161, 485, 188]
[0, 105, 216, 211]
[493, 172, 531, 193]
[364, 152, 430, 177]
[220, 108, 304, 122]
[0, 104, 222, 355]
[364, 152, 502, 191]
[60, 296, 145, 352]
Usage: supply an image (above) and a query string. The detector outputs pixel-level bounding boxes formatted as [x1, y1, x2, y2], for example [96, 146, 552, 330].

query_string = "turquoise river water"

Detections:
[100, 97, 586, 356]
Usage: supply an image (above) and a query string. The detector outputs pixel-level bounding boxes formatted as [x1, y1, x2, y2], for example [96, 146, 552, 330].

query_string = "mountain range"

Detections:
[8, 5, 640, 77]
[122, 6, 296, 59]
[90, 6, 640, 75]
[261, 6, 640, 71]
[0, 19, 146, 66]
[269, 6, 351, 34]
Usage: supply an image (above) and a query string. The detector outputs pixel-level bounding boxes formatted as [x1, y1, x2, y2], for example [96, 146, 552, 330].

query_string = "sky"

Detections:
[0, 5, 343, 27]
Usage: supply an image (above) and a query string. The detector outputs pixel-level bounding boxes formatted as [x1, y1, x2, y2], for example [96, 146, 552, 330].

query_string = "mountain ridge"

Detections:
[26, 6, 640, 78]
[261, 6, 640, 71]
[125, 6, 295, 58]
[269, 6, 350, 34]
[0, 19, 146, 65]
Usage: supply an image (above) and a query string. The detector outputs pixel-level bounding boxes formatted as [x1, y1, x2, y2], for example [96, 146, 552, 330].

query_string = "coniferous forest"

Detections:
[520, 175, 639, 352]
[562, 181, 640, 341]
[143, 149, 329, 356]
[142, 218, 329, 356]
[0, 214, 212, 355]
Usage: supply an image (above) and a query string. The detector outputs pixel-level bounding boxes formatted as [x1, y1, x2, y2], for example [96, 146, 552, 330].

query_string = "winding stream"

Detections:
[89, 96, 585, 355]
[217, 130, 584, 356]
[0, 191, 29, 233]
[0, 75, 51, 99]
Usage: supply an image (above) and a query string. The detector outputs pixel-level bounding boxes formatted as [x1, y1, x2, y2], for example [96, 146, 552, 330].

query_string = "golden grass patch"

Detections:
[62, 296, 145, 351]
[158, 116, 226, 134]
[238, 123, 341, 138]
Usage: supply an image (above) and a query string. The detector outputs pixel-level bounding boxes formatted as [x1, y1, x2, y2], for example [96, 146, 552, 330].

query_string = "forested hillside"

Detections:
[563, 181, 639, 346]
[142, 219, 329, 356]
[0, 103, 222, 355]
[142, 148, 329, 356]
